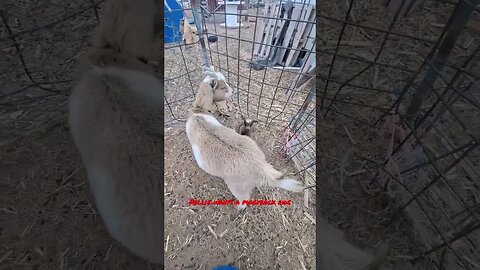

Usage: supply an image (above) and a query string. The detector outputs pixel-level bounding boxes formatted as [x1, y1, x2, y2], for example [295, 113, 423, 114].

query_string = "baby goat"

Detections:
[68, 0, 163, 264]
[186, 66, 306, 210]
[238, 116, 258, 137]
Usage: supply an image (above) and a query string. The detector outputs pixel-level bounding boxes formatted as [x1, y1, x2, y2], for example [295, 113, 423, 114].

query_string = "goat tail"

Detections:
[276, 177, 305, 192]
[263, 166, 305, 192]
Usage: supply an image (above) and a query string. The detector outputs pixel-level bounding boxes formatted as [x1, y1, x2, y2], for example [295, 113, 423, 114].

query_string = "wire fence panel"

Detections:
[0, 1, 103, 131]
[1, 0, 316, 268]
[164, 0, 316, 188]
[163, 1, 317, 268]
[319, 0, 480, 269]
[7, 0, 479, 268]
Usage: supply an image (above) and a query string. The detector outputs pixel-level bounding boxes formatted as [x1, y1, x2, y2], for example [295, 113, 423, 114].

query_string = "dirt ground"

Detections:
[1, 3, 316, 270]
[0, 105, 166, 270]
[317, 1, 480, 269]
[164, 121, 315, 269]
[0, 107, 314, 270]
[163, 14, 316, 269]
[4, 0, 478, 269]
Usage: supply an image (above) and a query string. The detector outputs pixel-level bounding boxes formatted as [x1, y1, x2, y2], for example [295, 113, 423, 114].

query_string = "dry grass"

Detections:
[164, 123, 315, 269]
[163, 13, 317, 268]
[318, 0, 480, 269]
[0, 2, 169, 268]
[1, 2, 317, 270]
[2, 0, 478, 269]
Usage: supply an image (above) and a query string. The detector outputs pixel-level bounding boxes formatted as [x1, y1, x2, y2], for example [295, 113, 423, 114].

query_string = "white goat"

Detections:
[186, 66, 306, 210]
[68, 0, 163, 264]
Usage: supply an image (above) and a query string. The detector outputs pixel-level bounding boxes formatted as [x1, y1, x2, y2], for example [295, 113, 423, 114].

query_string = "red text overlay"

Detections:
[188, 199, 292, 206]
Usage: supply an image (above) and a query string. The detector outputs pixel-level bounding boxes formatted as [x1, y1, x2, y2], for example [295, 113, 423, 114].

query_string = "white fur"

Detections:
[199, 114, 221, 126]
[214, 72, 226, 81]
[224, 87, 233, 99]
[203, 66, 227, 82]
[68, 0, 164, 264]
[202, 66, 233, 100]
[92, 66, 163, 103]
[69, 68, 164, 263]
[186, 114, 221, 174]
[85, 163, 123, 236]
[202, 76, 214, 83]
[277, 178, 306, 192]
[191, 144, 207, 172]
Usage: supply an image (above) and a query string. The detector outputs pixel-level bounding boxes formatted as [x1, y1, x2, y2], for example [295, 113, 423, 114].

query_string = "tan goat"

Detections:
[186, 66, 306, 210]
[92, 0, 162, 63]
[180, 18, 199, 44]
[68, 0, 163, 264]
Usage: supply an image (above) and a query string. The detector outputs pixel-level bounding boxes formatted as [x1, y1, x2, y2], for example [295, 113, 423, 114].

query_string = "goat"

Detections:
[92, 0, 162, 63]
[186, 66, 306, 210]
[180, 18, 199, 44]
[238, 115, 258, 137]
[68, 0, 163, 264]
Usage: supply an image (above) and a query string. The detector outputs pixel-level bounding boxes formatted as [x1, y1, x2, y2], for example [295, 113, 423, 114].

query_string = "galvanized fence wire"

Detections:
[0, 1, 105, 114]
[164, 0, 316, 183]
[319, 0, 480, 269]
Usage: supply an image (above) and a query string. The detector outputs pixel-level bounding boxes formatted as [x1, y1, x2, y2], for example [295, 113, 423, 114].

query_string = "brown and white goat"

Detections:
[238, 116, 258, 137]
[186, 66, 306, 210]
[68, 0, 163, 264]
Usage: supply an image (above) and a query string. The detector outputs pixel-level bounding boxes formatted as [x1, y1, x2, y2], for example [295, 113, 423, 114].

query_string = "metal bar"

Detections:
[404, 0, 480, 123]
[190, 0, 210, 67]
[290, 84, 316, 131]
